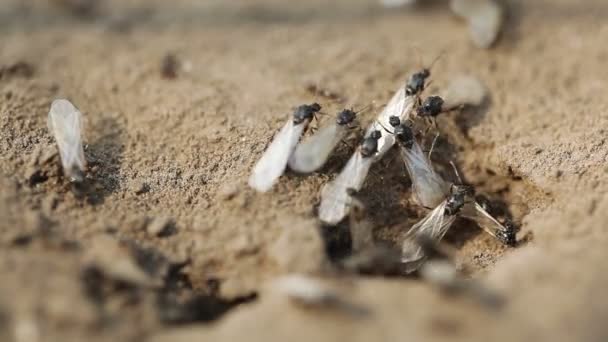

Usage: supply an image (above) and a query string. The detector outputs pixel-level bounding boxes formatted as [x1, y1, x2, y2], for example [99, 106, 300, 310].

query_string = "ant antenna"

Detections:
[428, 132, 440, 161]
[412, 44, 423, 70]
[354, 102, 374, 115]
[449, 160, 463, 185]
[427, 50, 446, 71]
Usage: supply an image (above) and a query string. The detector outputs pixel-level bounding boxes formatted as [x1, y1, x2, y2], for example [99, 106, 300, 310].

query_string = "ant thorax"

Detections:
[417, 96, 445, 117]
[293, 103, 321, 125]
[336, 109, 357, 126]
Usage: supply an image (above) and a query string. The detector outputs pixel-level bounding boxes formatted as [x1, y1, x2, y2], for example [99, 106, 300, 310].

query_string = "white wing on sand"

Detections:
[47, 99, 86, 182]
[366, 85, 416, 157]
[401, 200, 456, 273]
[249, 119, 307, 192]
[400, 139, 449, 208]
[288, 122, 346, 174]
[319, 151, 374, 225]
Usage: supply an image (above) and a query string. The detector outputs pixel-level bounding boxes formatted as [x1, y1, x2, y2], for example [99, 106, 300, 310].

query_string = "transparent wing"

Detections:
[47, 99, 86, 179]
[348, 196, 374, 252]
[366, 86, 416, 157]
[319, 152, 374, 225]
[461, 201, 509, 240]
[248, 119, 306, 192]
[401, 140, 449, 208]
[288, 123, 345, 173]
[401, 201, 456, 272]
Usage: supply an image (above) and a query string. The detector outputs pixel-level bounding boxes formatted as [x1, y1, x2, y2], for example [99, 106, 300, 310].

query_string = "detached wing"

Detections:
[401, 201, 456, 273]
[401, 140, 449, 208]
[249, 119, 306, 192]
[47, 99, 86, 179]
[288, 123, 344, 173]
[367, 86, 416, 157]
[319, 152, 374, 225]
[461, 201, 509, 240]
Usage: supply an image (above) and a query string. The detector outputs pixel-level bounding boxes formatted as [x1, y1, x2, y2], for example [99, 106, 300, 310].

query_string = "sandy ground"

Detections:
[1, 0, 608, 341]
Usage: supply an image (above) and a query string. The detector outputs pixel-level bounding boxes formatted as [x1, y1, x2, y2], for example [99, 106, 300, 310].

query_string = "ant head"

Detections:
[336, 109, 357, 126]
[388, 115, 401, 128]
[445, 189, 467, 216]
[451, 184, 475, 197]
[293, 103, 322, 124]
[310, 102, 322, 112]
[417, 96, 444, 117]
[497, 226, 517, 246]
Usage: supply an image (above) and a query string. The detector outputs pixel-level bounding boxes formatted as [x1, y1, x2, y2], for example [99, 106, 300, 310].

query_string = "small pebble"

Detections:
[25, 166, 47, 186]
[451, 0, 504, 48]
[380, 0, 418, 7]
[84, 235, 161, 287]
[442, 75, 487, 109]
[132, 180, 150, 195]
[161, 54, 180, 79]
[147, 216, 173, 237]
[217, 183, 240, 201]
[269, 219, 327, 273]
[231, 234, 259, 256]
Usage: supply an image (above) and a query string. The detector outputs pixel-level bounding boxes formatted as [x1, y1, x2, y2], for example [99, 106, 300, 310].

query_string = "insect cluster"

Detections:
[248, 64, 517, 277]
[44, 62, 516, 308]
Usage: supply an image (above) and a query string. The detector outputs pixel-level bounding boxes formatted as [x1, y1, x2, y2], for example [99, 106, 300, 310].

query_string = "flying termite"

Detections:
[380, 115, 450, 209]
[367, 54, 442, 158]
[449, 161, 517, 246]
[401, 183, 473, 273]
[248, 103, 321, 192]
[318, 131, 382, 225]
[401, 163, 516, 272]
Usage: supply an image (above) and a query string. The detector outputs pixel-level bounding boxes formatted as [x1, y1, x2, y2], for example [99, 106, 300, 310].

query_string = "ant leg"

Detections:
[449, 161, 463, 184]
[428, 132, 440, 161]
[339, 138, 355, 150]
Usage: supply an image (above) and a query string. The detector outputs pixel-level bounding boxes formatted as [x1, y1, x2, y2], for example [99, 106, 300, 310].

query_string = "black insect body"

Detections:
[405, 69, 431, 96]
[336, 109, 357, 126]
[293, 103, 322, 125]
[249, 102, 322, 192]
[387, 116, 415, 149]
[445, 189, 466, 216]
[416, 96, 445, 117]
[360, 130, 382, 157]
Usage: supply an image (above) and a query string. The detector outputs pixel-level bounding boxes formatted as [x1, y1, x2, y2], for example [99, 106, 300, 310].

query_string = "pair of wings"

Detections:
[401, 198, 511, 273]
[461, 201, 511, 241]
[319, 151, 374, 225]
[400, 139, 449, 209]
[47, 99, 86, 180]
[248, 119, 308, 192]
[366, 85, 416, 157]
[401, 200, 457, 271]
[288, 123, 347, 174]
